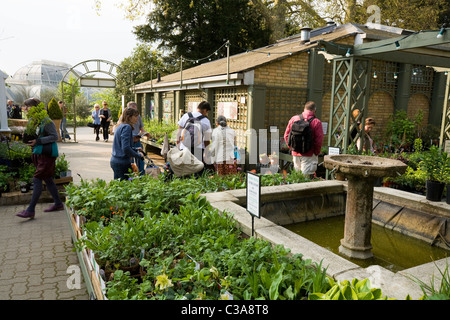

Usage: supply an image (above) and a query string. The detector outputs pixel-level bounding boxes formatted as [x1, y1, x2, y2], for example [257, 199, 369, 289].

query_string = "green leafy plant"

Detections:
[0, 165, 14, 192]
[0, 140, 32, 161]
[47, 97, 63, 120]
[24, 102, 51, 137]
[18, 163, 35, 183]
[54, 154, 70, 178]
[308, 278, 389, 300]
[419, 145, 448, 183]
[142, 118, 178, 143]
[67, 173, 333, 300]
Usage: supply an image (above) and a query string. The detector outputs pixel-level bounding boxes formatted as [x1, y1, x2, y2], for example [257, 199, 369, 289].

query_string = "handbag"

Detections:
[87, 123, 95, 128]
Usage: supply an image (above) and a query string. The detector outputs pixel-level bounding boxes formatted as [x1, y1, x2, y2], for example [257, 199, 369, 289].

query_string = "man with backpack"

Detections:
[176, 101, 212, 163]
[284, 101, 324, 178]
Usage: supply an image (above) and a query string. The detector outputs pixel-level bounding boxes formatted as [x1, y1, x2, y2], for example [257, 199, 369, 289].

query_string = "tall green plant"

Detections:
[47, 97, 63, 120]
[419, 145, 448, 182]
[24, 103, 51, 136]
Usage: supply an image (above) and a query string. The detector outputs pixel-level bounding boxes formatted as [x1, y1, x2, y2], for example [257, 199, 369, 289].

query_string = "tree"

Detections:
[115, 44, 165, 103]
[133, 0, 271, 68]
[316, 0, 447, 30]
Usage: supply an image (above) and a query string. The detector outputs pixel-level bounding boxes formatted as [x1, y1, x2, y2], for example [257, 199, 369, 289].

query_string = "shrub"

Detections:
[47, 97, 63, 120]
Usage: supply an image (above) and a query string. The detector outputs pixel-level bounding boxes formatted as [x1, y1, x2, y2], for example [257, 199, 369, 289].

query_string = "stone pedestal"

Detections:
[324, 154, 407, 260]
[339, 175, 375, 259]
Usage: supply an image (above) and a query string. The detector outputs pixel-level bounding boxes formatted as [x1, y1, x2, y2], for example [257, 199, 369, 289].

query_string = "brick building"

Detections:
[133, 22, 450, 156]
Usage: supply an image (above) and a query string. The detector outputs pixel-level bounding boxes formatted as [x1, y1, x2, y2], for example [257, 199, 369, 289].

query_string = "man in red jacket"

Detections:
[284, 101, 324, 178]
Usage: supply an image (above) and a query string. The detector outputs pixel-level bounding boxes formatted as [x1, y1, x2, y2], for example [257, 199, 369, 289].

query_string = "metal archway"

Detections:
[60, 59, 120, 142]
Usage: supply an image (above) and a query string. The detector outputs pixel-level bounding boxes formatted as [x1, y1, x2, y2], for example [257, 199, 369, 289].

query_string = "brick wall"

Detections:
[367, 91, 395, 139]
[254, 52, 309, 87]
[407, 93, 430, 127]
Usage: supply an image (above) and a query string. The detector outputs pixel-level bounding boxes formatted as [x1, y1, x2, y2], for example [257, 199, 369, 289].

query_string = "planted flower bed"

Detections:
[64, 171, 401, 300]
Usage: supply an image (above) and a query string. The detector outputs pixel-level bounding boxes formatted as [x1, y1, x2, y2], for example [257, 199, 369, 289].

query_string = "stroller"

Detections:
[143, 155, 161, 179]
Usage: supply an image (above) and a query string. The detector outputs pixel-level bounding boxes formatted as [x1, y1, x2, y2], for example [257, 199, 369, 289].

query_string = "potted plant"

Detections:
[419, 145, 447, 201]
[18, 164, 35, 193]
[442, 154, 450, 204]
[23, 103, 51, 144]
[55, 153, 70, 179]
[0, 165, 14, 196]
[47, 97, 63, 142]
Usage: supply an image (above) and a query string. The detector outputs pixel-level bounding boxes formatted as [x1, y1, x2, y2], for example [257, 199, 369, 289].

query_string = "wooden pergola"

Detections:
[319, 26, 450, 153]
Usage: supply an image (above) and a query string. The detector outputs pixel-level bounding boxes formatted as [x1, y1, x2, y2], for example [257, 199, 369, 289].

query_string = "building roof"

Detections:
[134, 22, 450, 92]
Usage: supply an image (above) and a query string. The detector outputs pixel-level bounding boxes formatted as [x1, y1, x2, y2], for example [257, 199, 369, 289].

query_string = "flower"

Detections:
[155, 273, 173, 291]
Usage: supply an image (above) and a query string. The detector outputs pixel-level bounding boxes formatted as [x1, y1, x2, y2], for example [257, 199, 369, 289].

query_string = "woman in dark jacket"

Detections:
[17, 98, 64, 219]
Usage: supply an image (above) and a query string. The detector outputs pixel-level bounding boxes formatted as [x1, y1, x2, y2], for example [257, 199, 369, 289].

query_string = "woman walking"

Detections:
[17, 98, 64, 219]
[99, 101, 112, 142]
[91, 104, 101, 141]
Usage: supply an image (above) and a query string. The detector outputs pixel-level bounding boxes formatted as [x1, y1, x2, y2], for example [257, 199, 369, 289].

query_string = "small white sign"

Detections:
[246, 172, 261, 218]
[328, 146, 341, 155]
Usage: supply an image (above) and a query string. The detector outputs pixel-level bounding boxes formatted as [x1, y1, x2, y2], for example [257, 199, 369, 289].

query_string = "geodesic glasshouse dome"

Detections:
[11, 60, 72, 86]
[5, 60, 81, 103]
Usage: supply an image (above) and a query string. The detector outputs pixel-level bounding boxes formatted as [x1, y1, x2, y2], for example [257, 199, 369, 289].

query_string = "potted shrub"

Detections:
[47, 97, 63, 142]
[55, 153, 70, 179]
[23, 103, 51, 144]
[419, 145, 447, 201]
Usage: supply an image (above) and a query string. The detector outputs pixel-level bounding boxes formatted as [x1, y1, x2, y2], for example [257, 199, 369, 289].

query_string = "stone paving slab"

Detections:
[0, 203, 89, 300]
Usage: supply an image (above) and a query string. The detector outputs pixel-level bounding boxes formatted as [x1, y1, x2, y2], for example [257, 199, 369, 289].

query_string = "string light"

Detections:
[345, 48, 351, 57]
[437, 24, 446, 38]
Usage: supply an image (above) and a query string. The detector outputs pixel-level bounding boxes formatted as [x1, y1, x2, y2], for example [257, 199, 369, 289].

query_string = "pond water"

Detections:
[285, 215, 449, 272]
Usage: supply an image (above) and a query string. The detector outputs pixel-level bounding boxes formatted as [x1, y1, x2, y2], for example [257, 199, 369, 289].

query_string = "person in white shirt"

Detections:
[176, 101, 212, 163]
[209, 115, 237, 175]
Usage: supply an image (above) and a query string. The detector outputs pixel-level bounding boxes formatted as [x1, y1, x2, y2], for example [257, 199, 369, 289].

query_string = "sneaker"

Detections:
[96, 136, 99, 141]
[105, 139, 108, 142]
[44, 204, 64, 212]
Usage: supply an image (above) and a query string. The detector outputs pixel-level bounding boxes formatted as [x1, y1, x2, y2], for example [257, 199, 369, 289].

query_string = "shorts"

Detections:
[292, 154, 318, 176]
[32, 154, 56, 180]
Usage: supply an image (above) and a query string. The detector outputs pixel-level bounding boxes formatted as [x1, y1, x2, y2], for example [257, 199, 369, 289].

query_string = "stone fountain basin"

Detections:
[324, 155, 407, 178]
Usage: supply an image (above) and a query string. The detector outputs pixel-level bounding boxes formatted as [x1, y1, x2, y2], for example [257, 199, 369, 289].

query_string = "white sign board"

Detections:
[328, 146, 341, 155]
[246, 172, 261, 218]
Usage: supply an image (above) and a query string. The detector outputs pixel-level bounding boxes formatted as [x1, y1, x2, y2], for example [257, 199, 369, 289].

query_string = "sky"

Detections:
[0, 0, 145, 76]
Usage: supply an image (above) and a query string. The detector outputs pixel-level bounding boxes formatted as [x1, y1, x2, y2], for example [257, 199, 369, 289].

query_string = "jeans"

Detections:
[60, 117, 70, 139]
[101, 122, 110, 140]
[110, 161, 132, 181]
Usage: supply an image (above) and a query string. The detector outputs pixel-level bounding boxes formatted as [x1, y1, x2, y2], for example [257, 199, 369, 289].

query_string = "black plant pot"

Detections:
[447, 185, 450, 205]
[426, 180, 444, 202]
[22, 133, 37, 144]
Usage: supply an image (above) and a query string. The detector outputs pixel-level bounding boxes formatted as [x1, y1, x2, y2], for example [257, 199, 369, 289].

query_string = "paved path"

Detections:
[0, 126, 117, 300]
